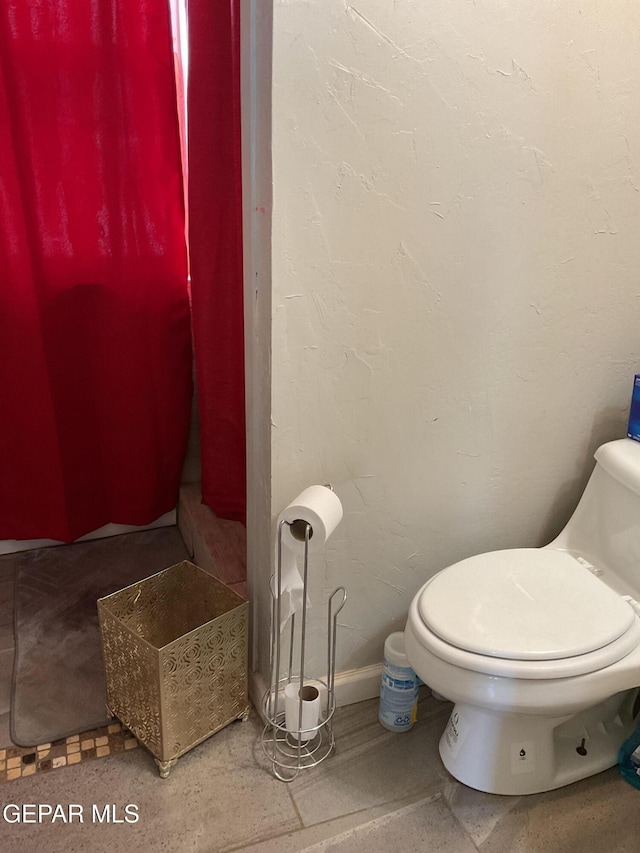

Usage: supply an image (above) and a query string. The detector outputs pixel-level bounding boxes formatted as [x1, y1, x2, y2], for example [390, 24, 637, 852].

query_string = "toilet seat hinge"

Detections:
[622, 595, 640, 618]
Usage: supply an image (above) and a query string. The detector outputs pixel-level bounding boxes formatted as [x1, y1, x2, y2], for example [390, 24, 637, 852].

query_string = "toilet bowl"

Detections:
[405, 438, 640, 795]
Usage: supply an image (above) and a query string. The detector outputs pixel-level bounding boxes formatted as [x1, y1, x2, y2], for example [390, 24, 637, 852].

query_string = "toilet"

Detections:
[404, 438, 640, 795]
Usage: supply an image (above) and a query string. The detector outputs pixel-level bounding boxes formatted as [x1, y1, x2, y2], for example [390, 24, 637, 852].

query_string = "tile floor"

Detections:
[0, 690, 639, 852]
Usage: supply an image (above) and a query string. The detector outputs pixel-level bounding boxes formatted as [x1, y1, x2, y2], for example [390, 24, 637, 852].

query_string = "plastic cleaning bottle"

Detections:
[379, 631, 419, 732]
[619, 724, 640, 789]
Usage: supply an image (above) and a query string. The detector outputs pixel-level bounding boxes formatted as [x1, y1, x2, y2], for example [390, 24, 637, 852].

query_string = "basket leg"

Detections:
[154, 757, 177, 779]
[237, 704, 250, 723]
[105, 705, 116, 719]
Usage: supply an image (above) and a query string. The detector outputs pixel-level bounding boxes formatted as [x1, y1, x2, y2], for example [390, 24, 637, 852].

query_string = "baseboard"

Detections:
[249, 663, 383, 722]
[332, 663, 384, 707]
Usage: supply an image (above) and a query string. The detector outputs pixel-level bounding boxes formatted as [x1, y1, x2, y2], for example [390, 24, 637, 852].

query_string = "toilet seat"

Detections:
[411, 548, 640, 680]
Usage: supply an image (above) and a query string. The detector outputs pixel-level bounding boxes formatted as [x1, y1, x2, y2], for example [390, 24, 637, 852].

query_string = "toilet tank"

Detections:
[549, 439, 640, 597]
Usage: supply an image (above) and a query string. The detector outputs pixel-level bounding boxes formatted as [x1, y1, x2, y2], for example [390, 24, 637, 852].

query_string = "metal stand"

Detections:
[261, 518, 346, 781]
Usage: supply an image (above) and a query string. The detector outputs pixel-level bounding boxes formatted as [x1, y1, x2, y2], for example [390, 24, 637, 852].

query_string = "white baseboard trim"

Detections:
[332, 663, 383, 707]
[249, 663, 383, 722]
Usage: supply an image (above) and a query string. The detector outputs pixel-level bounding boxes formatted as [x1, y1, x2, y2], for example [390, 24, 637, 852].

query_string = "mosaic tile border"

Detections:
[0, 722, 138, 784]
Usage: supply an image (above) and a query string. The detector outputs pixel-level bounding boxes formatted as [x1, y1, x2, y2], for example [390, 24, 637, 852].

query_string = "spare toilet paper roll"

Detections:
[284, 682, 321, 741]
[274, 485, 343, 629]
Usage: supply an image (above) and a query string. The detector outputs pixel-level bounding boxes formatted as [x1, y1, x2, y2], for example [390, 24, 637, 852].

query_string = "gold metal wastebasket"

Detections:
[98, 560, 249, 778]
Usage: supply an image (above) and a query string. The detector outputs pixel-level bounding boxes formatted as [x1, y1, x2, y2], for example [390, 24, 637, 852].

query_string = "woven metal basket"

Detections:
[98, 560, 249, 777]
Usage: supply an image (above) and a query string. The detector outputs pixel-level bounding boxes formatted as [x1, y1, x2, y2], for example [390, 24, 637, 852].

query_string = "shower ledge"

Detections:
[178, 484, 246, 599]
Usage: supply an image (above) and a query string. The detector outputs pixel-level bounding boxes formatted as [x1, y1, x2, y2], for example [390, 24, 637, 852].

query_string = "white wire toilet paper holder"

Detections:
[261, 516, 347, 782]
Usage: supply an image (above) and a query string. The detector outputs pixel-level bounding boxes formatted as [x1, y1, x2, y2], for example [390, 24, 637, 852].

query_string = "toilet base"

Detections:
[439, 689, 638, 795]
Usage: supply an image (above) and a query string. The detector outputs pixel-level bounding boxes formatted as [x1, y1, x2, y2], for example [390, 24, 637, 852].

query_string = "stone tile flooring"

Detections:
[0, 691, 638, 852]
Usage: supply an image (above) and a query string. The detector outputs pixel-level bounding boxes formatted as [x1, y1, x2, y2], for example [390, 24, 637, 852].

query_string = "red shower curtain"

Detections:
[188, 0, 246, 524]
[0, 1, 193, 542]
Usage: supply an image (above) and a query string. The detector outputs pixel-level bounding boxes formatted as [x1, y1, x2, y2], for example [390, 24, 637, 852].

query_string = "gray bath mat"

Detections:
[11, 527, 189, 746]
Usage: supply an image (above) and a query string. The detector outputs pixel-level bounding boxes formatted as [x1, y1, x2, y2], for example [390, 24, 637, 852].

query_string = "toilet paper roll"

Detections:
[284, 682, 321, 741]
[278, 485, 344, 554]
[274, 485, 343, 629]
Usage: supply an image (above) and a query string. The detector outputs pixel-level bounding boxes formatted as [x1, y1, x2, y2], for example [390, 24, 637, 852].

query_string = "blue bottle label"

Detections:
[379, 660, 419, 730]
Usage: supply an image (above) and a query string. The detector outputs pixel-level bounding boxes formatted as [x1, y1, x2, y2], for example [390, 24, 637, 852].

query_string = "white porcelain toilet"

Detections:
[404, 438, 640, 795]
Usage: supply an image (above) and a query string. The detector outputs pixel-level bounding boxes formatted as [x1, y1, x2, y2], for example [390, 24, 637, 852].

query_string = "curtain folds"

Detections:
[0, 1, 193, 542]
[187, 0, 246, 525]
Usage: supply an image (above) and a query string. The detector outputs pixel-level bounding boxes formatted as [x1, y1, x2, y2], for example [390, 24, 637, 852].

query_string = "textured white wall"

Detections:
[264, 0, 640, 680]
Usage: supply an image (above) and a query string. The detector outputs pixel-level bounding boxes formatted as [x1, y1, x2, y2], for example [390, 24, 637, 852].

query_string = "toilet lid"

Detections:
[418, 549, 635, 661]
